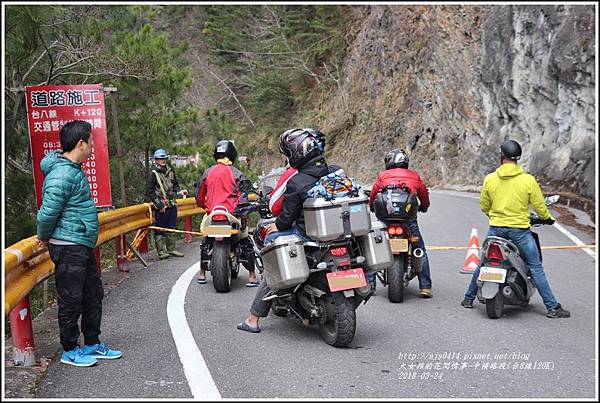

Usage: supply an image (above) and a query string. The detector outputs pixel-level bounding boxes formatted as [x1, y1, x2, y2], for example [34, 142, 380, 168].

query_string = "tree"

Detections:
[4, 5, 199, 244]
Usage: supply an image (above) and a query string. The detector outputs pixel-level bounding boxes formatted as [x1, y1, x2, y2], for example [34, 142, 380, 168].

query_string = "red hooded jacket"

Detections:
[369, 167, 430, 210]
[196, 162, 245, 213]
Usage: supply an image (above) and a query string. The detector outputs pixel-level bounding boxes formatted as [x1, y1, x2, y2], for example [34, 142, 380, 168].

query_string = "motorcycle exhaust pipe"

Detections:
[411, 248, 425, 273]
[502, 286, 513, 298]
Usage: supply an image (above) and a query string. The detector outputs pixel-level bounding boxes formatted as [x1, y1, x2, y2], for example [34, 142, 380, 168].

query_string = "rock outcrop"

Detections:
[319, 5, 595, 198]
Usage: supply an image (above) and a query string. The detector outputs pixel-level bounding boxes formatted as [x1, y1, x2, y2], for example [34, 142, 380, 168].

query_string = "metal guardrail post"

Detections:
[115, 234, 128, 272]
[9, 296, 36, 366]
[139, 231, 149, 258]
[185, 216, 193, 243]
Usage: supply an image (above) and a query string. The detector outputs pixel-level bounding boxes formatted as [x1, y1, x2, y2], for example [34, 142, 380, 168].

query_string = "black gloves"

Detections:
[418, 206, 428, 213]
[543, 217, 555, 225]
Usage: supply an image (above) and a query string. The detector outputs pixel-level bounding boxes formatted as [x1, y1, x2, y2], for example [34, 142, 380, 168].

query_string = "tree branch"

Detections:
[199, 55, 255, 129]
[20, 39, 59, 85]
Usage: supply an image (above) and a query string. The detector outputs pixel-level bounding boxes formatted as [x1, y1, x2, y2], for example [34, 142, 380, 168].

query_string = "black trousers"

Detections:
[48, 244, 104, 351]
[154, 206, 177, 235]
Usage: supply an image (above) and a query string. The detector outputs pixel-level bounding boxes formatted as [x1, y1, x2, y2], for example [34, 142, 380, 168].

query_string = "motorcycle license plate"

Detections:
[389, 238, 409, 253]
[478, 266, 507, 283]
[326, 268, 367, 292]
[205, 225, 233, 237]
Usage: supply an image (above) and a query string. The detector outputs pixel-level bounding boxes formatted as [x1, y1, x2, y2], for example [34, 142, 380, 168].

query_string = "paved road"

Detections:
[36, 191, 597, 399]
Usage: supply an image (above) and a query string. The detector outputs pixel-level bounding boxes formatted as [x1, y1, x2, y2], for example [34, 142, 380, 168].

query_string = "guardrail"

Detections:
[4, 197, 204, 366]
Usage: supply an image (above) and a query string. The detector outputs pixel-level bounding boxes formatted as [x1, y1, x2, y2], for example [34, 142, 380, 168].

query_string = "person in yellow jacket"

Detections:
[461, 140, 570, 318]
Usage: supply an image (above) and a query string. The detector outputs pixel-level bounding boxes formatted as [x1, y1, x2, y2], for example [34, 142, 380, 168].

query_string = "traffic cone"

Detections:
[460, 227, 480, 274]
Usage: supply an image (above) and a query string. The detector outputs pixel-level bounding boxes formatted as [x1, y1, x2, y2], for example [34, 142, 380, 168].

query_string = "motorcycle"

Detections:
[201, 180, 257, 293]
[476, 195, 560, 319]
[366, 187, 425, 303]
[248, 178, 375, 347]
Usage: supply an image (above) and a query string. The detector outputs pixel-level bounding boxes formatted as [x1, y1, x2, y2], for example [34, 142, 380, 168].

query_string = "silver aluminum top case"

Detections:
[303, 193, 372, 241]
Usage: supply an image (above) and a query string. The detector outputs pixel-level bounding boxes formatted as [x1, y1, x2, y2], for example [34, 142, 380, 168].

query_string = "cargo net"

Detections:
[307, 169, 362, 200]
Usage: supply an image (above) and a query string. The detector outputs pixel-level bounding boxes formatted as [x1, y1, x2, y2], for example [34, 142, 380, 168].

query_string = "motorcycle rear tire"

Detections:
[388, 254, 406, 303]
[486, 292, 504, 319]
[212, 241, 231, 293]
[319, 292, 356, 348]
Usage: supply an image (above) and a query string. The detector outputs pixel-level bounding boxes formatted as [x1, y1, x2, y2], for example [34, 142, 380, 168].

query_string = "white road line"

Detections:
[167, 262, 222, 400]
[553, 222, 596, 259]
[432, 190, 596, 260]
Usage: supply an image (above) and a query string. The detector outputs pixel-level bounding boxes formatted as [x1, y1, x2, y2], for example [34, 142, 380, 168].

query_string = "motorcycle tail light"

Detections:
[486, 243, 504, 262]
[330, 246, 349, 257]
[388, 225, 404, 236]
[212, 214, 228, 221]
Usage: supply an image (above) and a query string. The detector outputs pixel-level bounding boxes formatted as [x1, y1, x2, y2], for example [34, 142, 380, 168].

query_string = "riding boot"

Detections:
[155, 235, 170, 260]
[166, 234, 184, 257]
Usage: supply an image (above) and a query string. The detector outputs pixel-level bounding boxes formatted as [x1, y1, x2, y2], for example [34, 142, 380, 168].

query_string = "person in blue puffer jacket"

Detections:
[37, 120, 122, 367]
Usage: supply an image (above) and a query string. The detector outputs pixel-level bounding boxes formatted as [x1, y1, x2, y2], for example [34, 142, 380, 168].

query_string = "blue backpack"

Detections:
[307, 169, 362, 200]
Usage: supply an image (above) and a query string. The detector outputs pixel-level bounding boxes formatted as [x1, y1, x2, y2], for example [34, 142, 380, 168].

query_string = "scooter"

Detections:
[476, 195, 559, 319]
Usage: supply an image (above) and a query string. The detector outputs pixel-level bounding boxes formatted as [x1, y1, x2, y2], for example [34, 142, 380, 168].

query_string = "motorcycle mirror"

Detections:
[545, 195, 560, 205]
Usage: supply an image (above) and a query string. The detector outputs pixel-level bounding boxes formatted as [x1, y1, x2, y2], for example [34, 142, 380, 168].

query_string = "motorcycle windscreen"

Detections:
[326, 268, 367, 292]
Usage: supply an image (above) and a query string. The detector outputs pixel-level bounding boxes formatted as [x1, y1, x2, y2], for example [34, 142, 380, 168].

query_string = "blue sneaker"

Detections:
[81, 342, 122, 359]
[60, 346, 97, 367]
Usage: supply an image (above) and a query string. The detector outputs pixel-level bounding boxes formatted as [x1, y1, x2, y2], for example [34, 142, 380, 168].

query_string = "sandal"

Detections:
[237, 321, 260, 333]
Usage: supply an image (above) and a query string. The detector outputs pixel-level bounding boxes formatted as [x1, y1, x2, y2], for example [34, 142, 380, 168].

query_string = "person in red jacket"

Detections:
[195, 139, 258, 286]
[370, 149, 433, 298]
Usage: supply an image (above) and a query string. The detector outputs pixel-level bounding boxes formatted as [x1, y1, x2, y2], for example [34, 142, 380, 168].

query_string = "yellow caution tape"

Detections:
[148, 226, 240, 237]
[428, 244, 595, 251]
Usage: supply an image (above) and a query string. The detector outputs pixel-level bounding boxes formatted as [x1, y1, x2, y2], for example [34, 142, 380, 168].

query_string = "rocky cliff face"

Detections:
[320, 5, 595, 198]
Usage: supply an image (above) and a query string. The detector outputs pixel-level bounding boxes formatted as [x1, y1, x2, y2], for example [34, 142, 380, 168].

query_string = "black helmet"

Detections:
[214, 139, 238, 162]
[278, 128, 322, 168]
[384, 149, 410, 169]
[303, 128, 326, 152]
[500, 139, 522, 161]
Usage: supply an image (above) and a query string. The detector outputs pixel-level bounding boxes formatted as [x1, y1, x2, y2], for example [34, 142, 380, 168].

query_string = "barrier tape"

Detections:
[428, 244, 596, 251]
[148, 226, 241, 237]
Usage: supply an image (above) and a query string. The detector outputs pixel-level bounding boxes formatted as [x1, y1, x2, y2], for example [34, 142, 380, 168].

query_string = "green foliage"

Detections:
[199, 5, 353, 154]
[4, 5, 200, 243]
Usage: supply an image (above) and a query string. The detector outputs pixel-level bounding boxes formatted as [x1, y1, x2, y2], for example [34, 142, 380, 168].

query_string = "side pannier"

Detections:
[261, 235, 310, 290]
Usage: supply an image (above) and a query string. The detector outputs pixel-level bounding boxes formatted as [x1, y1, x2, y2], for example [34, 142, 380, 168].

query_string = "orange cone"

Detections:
[460, 227, 480, 274]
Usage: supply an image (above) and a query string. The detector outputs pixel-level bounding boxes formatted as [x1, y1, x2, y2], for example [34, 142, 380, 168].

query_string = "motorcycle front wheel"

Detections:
[485, 292, 504, 319]
[211, 241, 231, 293]
[319, 292, 356, 347]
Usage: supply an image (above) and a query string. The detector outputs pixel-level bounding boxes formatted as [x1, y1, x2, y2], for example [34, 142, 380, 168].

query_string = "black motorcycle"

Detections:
[247, 179, 374, 347]
[366, 187, 425, 303]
